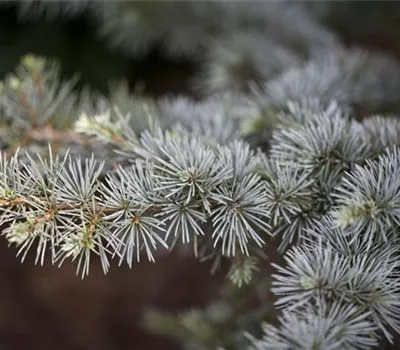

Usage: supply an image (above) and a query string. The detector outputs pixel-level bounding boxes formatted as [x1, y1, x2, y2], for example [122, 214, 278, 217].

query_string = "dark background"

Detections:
[1, 2, 400, 349]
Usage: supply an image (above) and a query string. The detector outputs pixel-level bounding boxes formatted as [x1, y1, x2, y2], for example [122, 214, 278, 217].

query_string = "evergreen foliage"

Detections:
[1, 2, 400, 350]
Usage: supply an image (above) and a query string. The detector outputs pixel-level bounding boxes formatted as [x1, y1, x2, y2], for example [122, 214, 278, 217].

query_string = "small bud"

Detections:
[9, 76, 22, 90]
[21, 55, 46, 72]
[61, 230, 93, 259]
[300, 276, 318, 290]
[6, 221, 31, 246]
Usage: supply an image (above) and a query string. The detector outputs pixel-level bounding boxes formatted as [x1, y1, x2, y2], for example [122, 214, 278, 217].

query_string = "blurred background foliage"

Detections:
[0, 2, 399, 97]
